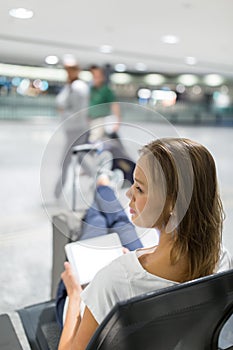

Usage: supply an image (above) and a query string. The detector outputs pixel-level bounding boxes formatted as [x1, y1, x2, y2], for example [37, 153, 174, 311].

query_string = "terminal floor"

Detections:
[0, 119, 233, 348]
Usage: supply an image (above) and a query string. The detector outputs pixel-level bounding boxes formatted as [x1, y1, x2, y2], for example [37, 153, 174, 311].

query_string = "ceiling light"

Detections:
[178, 74, 198, 86]
[204, 74, 224, 87]
[144, 74, 165, 85]
[161, 35, 179, 44]
[115, 63, 126, 72]
[0, 63, 66, 82]
[45, 55, 59, 65]
[185, 56, 197, 65]
[99, 45, 113, 54]
[9, 8, 34, 19]
[110, 73, 132, 84]
[135, 62, 147, 72]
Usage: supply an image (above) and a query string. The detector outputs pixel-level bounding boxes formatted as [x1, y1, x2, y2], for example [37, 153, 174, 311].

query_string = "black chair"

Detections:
[86, 269, 233, 350]
[17, 269, 233, 350]
[18, 300, 61, 350]
[0, 314, 23, 350]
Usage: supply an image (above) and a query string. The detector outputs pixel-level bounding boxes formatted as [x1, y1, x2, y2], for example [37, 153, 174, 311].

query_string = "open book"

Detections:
[65, 233, 123, 285]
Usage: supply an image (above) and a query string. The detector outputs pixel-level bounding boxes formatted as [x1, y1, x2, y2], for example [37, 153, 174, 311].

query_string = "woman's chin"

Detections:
[130, 214, 139, 225]
[131, 215, 146, 227]
[131, 214, 156, 228]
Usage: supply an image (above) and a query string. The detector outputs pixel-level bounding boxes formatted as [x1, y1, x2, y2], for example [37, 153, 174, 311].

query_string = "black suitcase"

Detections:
[103, 134, 135, 184]
[51, 212, 84, 298]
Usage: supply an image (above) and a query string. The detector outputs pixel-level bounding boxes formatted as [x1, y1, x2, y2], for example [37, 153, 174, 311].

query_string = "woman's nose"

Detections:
[126, 186, 133, 199]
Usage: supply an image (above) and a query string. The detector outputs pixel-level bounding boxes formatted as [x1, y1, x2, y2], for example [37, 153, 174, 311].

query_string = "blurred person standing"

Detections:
[88, 65, 121, 142]
[89, 65, 135, 184]
[54, 55, 89, 199]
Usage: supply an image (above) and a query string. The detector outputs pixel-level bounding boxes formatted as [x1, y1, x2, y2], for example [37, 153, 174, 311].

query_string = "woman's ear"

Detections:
[165, 209, 178, 234]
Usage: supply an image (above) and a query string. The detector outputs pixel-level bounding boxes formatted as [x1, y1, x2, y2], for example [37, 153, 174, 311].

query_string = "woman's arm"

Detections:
[71, 306, 98, 350]
[58, 262, 99, 350]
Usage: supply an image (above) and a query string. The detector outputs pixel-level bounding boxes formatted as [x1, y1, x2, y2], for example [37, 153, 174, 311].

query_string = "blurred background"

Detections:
[0, 0, 233, 122]
[1, 0, 233, 320]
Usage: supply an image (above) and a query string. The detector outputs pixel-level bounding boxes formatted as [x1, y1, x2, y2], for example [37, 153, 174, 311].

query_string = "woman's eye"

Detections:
[136, 186, 143, 193]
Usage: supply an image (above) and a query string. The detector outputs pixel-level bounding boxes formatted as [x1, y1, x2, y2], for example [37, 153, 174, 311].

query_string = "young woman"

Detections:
[58, 138, 233, 350]
[56, 176, 143, 328]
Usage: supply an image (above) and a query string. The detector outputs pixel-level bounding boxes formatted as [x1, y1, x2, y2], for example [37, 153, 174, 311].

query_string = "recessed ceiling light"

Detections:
[144, 74, 165, 85]
[204, 74, 224, 87]
[115, 63, 126, 72]
[161, 35, 180, 44]
[9, 8, 34, 19]
[185, 56, 197, 65]
[99, 45, 113, 54]
[45, 55, 59, 65]
[178, 74, 198, 86]
[0, 63, 66, 82]
[110, 73, 132, 84]
[135, 62, 147, 72]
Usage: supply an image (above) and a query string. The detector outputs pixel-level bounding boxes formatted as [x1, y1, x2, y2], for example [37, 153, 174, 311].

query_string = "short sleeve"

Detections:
[215, 245, 233, 272]
[80, 257, 131, 324]
[106, 87, 116, 103]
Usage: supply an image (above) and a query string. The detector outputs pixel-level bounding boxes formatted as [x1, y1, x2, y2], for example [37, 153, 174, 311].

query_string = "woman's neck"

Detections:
[156, 228, 174, 250]
[139, 228, 188, 283]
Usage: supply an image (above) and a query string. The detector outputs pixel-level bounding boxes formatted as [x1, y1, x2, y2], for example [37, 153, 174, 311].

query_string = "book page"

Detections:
[65, 233, 123, 285]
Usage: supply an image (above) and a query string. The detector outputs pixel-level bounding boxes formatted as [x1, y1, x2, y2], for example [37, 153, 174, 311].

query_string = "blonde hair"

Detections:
[141, 138, 224, 281]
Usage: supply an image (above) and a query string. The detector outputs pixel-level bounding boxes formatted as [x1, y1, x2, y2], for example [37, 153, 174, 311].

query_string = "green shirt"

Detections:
[89, 84, 116, 119]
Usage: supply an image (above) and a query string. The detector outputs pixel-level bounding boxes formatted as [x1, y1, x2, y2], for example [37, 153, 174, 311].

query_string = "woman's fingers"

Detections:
[61, 262, 83, 296]
[122, 247, 130, 254]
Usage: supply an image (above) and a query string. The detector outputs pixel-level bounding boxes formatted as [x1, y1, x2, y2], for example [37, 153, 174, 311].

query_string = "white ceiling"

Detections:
[0, 0, 233, 76]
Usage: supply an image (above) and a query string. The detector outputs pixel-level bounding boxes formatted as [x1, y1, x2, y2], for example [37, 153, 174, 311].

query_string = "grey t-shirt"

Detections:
[56, 80, 89, 131]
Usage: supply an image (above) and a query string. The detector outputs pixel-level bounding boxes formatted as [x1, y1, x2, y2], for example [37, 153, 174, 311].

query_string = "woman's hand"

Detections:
[58, 262, 83, 350]
[122, 247, 130, 254]
[61, 262, 83, 298]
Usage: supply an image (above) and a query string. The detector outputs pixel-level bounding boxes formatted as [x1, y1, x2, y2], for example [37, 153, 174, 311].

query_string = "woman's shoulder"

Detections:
[97, 251, 138, 281]
[82, 251, 139, 297]
[80, 252, 136, 324]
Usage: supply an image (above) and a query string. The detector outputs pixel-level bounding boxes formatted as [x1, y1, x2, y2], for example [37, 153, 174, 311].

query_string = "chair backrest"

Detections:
[0, 314, 23, 350]
[86, 269, 233, 350]
[18, 300, 61, 350]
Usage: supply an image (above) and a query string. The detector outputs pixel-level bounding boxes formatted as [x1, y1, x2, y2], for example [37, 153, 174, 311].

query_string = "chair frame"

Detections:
[86, 268, 233, 350]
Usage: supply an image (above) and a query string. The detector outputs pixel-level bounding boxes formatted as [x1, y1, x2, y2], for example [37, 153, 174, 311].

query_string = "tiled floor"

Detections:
[0, 118, 233, 348]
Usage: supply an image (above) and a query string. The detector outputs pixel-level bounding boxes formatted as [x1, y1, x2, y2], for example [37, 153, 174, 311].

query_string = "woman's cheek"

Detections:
[141, 196, 165, 228]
